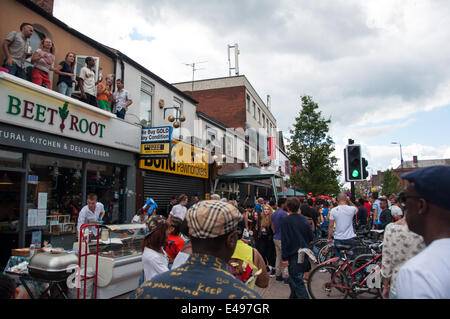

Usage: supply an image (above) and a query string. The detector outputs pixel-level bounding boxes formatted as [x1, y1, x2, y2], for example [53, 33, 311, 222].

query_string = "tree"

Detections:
[381, 169, 401, 196]
[287, 95, 341, 195]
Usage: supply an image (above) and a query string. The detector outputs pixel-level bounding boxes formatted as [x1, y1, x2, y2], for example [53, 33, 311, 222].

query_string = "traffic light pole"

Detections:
[351, 181, 355, 203]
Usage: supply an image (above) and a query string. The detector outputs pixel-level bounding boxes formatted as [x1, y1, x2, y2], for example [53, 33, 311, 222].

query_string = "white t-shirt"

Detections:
[395, 238, 450, 299]
[171, 252, 191, 270]
[77, 202, 105, 234]
[79, 66, 96, 96]
[131, 214, 149, 224]
[142, 247, 169, 282]
[329, 205, 357, 240]
[170, 204, 187, 221]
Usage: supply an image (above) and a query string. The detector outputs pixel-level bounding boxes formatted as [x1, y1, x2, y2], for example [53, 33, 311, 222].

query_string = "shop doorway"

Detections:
[0, 171, 22, 268]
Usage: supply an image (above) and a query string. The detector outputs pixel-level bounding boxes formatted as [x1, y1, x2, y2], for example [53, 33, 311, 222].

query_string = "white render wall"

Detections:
[119, 61, 197, 142]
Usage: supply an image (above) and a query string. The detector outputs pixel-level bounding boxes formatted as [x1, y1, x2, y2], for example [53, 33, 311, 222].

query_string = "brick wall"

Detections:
[29, 0, 54, 14]
[188, 87, 247, 130]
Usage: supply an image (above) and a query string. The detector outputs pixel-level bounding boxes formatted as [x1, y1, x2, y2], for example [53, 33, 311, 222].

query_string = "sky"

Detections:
[53, 0, 450, 183]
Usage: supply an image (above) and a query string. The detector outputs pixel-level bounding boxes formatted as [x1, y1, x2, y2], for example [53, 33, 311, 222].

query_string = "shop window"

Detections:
[86, 162, 125, 224]
[0, 150, 23, 169]
[27, 154, 83, 228]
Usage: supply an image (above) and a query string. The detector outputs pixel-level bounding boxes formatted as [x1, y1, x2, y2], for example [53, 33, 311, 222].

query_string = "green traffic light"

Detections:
[352, 170, 360, 178]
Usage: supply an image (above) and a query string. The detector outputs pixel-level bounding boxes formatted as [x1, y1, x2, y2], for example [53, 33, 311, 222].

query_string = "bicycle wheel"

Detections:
[307, 264, 350, 299]
[349, 245, 372, 261]
[350, 255, 382, 299]
[317, 243, 335, 263]
[311, 238, 328, 258]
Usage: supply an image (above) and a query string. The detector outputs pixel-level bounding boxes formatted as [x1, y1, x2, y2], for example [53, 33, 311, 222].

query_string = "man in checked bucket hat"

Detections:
[130, 200, 262, 299]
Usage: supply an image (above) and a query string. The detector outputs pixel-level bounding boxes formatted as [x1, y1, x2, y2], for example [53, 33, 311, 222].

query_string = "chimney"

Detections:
[29, 0, 54, 15]
[413, 156, 418, 163]
[267, 95, 271, 110]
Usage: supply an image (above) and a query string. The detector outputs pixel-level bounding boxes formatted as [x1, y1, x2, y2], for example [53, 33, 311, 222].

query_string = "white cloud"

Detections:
[53, 0, 450, 179]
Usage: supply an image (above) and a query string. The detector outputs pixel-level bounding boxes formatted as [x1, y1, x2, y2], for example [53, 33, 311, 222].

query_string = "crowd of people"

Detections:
[129, 166, 450, 300]
[2, 22, 133, 120]
[1, 166, 449, 299]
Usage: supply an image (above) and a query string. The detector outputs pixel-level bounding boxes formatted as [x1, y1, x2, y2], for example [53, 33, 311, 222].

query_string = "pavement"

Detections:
[254, 276, 291, 299]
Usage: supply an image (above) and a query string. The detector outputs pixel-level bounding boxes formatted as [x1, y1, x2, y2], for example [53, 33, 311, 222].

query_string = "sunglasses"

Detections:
[398, 192, 423, 206]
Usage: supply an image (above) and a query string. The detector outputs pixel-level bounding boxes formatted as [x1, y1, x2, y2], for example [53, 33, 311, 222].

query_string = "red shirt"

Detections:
[165, 235, 185, 261]
[364, 202, 372, 219]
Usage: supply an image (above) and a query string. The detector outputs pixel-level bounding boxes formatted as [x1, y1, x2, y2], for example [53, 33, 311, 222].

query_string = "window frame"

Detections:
[139, 78, 154, 127]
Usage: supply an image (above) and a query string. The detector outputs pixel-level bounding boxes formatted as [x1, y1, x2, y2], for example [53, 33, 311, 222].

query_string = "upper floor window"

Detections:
[258, 108, 261, 124]
[139, 79, 154, 127]
[262, 114, 266, 128]
[252, 102, 256, 119]
[246, 94, 250, 112]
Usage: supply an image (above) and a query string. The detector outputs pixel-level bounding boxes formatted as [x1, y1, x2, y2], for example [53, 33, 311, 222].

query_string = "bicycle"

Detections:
[310, 237, 329, 259]
[316, 230, 383, 264]
[307, 242, 383, 299]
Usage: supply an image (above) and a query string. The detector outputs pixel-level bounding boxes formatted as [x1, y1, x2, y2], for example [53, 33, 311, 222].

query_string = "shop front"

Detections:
[139, 140, 209, 215]
[0, 73, 141, 268]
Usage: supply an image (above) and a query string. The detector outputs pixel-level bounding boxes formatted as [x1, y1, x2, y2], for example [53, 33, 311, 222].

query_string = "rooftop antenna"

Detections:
[183, 61, 208, 96]
[228, 43, 240, 76]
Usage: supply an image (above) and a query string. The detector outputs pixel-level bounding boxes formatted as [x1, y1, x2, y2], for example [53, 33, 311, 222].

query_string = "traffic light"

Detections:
[345, 145, 362, 181]
[362, 157, 369, 179]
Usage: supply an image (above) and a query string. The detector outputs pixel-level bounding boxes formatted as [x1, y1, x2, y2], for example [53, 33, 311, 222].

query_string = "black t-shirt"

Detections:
[57, 61, 74, 86]
[357, 206, 368, 224]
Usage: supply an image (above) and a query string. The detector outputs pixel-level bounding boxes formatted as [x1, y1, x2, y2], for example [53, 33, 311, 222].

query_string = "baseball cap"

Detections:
[186, 200, 243, 239]
[390, 205, 403, 217]
[402, 165, 450, 211]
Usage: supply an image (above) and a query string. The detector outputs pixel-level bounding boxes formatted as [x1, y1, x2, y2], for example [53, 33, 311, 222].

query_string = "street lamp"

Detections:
[391, 142, 404, 169]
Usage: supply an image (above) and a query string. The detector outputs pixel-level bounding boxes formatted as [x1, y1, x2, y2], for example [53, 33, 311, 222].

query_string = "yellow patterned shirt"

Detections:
[130, 253, 261, 299]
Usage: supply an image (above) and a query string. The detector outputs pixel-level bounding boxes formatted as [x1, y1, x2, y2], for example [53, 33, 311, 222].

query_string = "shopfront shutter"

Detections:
[142, 170, 205, 215]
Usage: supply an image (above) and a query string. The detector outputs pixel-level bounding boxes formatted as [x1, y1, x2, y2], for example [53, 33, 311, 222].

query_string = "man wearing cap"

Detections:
[130, 200, 261, 299]
[395, 166, 450, 299]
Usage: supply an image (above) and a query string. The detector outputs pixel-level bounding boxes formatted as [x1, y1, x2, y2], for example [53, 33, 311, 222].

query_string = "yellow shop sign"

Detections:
[141, 142, 170, 155]
[140, 141, 209, 179]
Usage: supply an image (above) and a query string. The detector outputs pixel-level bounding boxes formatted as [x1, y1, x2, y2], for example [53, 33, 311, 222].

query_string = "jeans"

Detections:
[273, 239, 285, 277]
[57, 81, 73, 97]
[3, 61, 27, 80]
[334, 238, 356, 260]
[287, 271, 309, 299]
[116, 108, 126, 119]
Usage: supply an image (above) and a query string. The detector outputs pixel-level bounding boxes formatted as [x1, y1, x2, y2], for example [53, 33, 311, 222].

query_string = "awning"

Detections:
[277, 189, 305, 197]
[214, 166, 284, 201]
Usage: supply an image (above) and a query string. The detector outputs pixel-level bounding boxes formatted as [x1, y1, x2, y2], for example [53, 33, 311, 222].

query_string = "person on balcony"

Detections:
[31, 37, 55, 89]
[97, 76, 113, 111]
[2, 22, 34, 80]
[112, 79, 133, 119]
[55, 52, 76, 97]
[78, 57, 98, 107]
